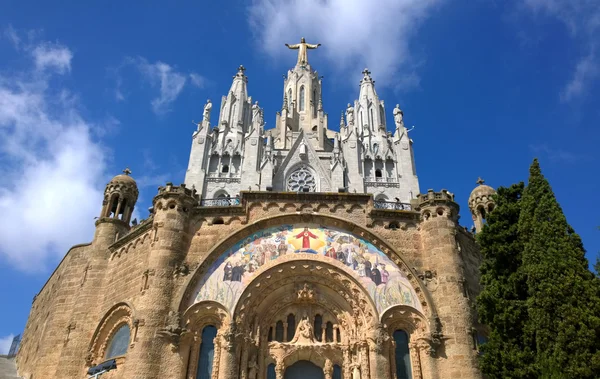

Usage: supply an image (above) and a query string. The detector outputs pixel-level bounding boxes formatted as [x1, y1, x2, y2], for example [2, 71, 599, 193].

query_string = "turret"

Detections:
[468, 178, 496, 233]
[94, 168, 138, 247]
[414, 189, 482, 377]
[121, 183, 198, 378]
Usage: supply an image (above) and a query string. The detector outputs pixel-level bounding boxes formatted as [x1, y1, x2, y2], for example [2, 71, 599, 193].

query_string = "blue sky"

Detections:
[0, 0, 599, 353]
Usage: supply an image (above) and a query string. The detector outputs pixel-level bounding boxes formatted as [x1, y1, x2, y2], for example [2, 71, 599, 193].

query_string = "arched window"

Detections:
[267, 363, 276, 379]
[333, 364, 342, 379]
[375, 169, 382, 178]
[275, 321, 284, 342]
[222, 165, 229, 173]
[325, 322, 333, 342]
[299, 86, 305, 111]
[336, 328, 341, 342]
[314, 314, 323, 342]
[105, 324, 130, 359]
[288, 88, 292, 112]
[197, 326, 217, 379]
[394, 330, 412, 379]
[287, 314, 296, 342]
[268, 326, 273, 342]
[370, 108, 374, 127]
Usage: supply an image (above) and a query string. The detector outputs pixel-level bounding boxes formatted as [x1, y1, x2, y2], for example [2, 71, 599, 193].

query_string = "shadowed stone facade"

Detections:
[17, 42, 492, 379]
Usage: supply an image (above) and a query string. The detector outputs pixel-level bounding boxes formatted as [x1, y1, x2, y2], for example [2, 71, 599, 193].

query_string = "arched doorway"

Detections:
[285, 360, 324, 379]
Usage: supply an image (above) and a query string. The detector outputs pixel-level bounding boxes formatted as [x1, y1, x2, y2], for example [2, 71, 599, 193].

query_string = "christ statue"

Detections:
[285, 38, 321, 66]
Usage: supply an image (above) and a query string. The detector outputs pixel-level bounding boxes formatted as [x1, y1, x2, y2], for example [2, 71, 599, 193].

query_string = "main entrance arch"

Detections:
[285, 361, 323, 379]
[179, 220, 434, 379]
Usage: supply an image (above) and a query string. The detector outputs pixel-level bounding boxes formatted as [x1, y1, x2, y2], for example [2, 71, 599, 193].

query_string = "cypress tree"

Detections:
[477, 183, 536, 378]
[518, 159, 600, 377]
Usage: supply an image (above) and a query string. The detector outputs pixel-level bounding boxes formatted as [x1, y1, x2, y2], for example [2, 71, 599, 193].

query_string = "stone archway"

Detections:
[285, 360, 324, 379]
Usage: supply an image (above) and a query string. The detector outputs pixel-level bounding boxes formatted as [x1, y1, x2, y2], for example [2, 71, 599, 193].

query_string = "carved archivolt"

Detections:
[179, 214, 435, 320]
[87, 303, 135, 366]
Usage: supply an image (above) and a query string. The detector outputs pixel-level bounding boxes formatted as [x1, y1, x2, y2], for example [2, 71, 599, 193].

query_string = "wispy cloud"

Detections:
[189, 72, 206, 88]
[247, 0, 445, 89]
[560, 52, 598, 101]
[32, 42, 73, 74]
[113, 58, 205, 114]
[0, 28, 111, 272]
[520, 0, 600, 101]
[0, 334, 15, 355]
[529, 143, 585, 163]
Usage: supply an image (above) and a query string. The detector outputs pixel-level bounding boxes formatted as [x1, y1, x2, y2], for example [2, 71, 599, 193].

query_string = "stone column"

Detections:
[239, 337, 250, 379]
[367, 326, 391, 379]
[275, 357, 285, 379]
[212, 338, 221, 379]
[218, 326, 240, 379]
[415, 190, 482, 379]
[343, 346, 352, 379]
[121, 184, 198, 379]
[359, 342, 370, 379]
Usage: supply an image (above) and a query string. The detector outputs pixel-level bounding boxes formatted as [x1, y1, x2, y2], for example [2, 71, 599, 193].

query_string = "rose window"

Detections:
[287, 166, 316, 192]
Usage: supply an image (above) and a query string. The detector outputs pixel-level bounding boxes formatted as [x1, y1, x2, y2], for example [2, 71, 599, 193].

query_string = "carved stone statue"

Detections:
[203, 99, 212, 123]
[248, 355, 258, 379]
[393, 104, 404, 128]
[290, 316, 316, 344]
[285, 37, 321, 66]
[346, 103, 355, 125]
[252, 101, 260, 122]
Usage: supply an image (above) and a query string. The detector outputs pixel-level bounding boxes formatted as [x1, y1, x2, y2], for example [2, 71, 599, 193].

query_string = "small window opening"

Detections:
[222, 165, 229, 173]
[375, 169, 382, 178]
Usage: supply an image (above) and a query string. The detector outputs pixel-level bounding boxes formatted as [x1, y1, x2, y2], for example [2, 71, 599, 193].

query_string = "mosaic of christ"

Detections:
[191, 224, 422, 314]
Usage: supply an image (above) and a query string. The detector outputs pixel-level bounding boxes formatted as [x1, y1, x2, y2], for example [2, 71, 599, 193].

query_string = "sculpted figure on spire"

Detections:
[285, 37, 321, 66]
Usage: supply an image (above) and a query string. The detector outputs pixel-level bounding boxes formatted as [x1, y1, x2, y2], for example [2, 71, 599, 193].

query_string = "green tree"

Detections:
[477, 183, 536, 378]
[518, 159, 600, 377]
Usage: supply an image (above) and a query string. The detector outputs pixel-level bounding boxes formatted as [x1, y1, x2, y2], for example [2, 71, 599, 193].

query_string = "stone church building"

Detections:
[16, 39, 496, 379]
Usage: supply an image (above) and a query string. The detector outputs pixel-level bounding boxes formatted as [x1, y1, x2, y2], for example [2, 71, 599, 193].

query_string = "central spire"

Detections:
[285, 37, 321, 67]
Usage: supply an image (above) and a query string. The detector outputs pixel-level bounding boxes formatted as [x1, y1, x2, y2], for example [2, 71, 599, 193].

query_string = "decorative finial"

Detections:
[362, 68, 371, 77]
[476, 177, 485, 185]
[237, 65, 246, 73]
[123, 167, 132, 176]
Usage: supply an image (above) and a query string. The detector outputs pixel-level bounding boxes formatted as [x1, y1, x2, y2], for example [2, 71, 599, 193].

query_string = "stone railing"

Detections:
[199, 197, 241, 207]
[373, 200, 412, 211]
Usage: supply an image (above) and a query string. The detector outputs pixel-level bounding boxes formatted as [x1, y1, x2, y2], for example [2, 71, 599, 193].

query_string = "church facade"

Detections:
[16, 40, 493, 379]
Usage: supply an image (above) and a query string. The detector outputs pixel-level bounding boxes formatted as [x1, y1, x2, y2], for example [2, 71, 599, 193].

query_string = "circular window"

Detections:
[287, 166, 316, 192]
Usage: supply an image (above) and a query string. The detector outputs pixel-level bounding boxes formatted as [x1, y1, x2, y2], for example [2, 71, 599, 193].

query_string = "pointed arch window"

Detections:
[288, 88, 292, 112]
[394, 330, 412, 379]
[299, 86, 305, 111]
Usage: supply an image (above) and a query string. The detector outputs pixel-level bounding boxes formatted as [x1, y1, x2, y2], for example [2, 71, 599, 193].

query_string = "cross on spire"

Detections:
[476, 177, 485, 185]
[123, 167, 132, 176]
[362, 68, 371, 77]
[237, 65, 246, 73]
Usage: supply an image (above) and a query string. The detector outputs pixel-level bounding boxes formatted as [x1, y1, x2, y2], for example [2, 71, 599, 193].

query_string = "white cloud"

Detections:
[32, 42, 73, 74]
[561, 53, 598, 101]
[0, 334, 15, 355]
[133, 57, 187, 114]
[0, 31, 109, 272]
[247, 0, 444, 88]
[521, 0, 600, 101]
[189, 73, 206, 88]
